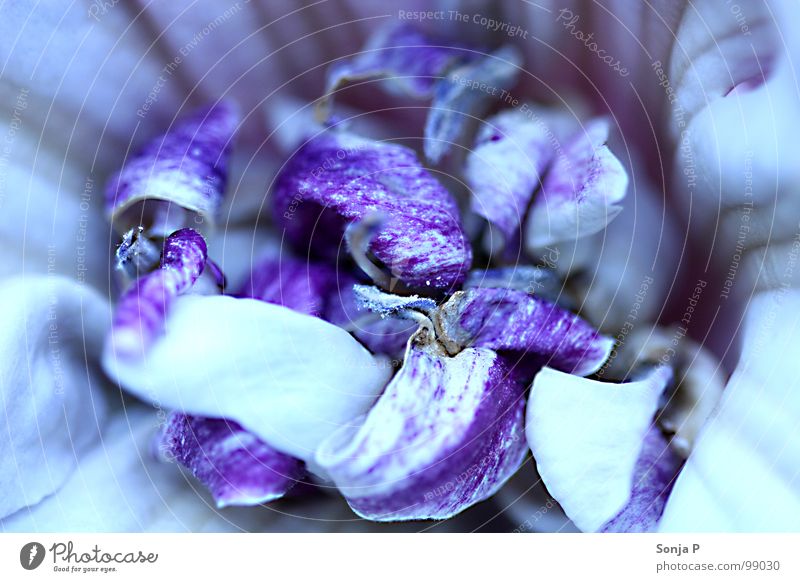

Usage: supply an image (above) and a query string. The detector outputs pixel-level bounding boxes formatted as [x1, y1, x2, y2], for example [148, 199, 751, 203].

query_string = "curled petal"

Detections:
[424, 45, 522, 164]
[438, 288, 612, 377]
[351, 284, 438, 317]
[103, 294, 391, 462]
[272, 131, 472, 291]
[465, 107, 576, 250]
[601, 427, 683, 532]
[0, 277, 109, 519]
[106, 101, 239, 233]
[316, 343, 527, 521]
[111, 228, 207, 359]
[526, 118, 628, 250]
[526, 365, 672, 531]
[159, 413, 305, 508]
[321, 22, 470, 113]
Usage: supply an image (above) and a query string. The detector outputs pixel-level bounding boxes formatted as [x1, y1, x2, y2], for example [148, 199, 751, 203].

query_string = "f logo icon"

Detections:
[20, 542, 45, 570]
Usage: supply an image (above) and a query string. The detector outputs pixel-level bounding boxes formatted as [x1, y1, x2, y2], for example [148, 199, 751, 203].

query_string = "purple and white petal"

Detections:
[0, 277, 109, 519]
[105, 101, 239, 233]
[437, 288, 612, 377]
[526, 118, 628, 250]
[272, 130, 472, 291]
[526, 366, 672, 532]
[103, 294, 391, 463]
[316, 342, 527, 521]
[321, 22, 471, 113]
[464, 265, 566, 306]
[424, 45, 522, 164]
[465, 107, 577, 250]
[159, 413, 305, 508]
[110, 228, 208, 359]
[600, 427, 683, 532]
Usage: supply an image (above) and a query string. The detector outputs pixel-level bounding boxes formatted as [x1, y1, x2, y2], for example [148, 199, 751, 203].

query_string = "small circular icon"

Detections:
[20, 542, 45, 570]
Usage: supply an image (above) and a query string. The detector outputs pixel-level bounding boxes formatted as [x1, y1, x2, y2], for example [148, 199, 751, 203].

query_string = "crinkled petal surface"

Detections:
[526, 118, 627, 250]
[424, 45, 522, 164]
[601, 427, 682, 532]
[272, 130, 471, 291]
[438, 288, 612, 377]
[106, 101, 239, 232]
[526, 365, 671, 532]
[160, 413, 305, 508]
[0, 276, 109, 519]
[317, 343, 527, 521]
[103, 294, 391, 462]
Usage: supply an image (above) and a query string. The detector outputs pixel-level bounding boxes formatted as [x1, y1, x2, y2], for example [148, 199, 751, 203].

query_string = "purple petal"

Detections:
[321, 23, 471, 112]
[526, 118, 628, 249]
[438, 288, 612, 378]
[424, 45, 522, 164]
[110, 228, 207, 359]
[316, 343, 527, 521]
[160, 413, 305, 508]
[272, 130, 472, 291]
[465, 107, 576, 249]
[106, 101, 239, 232]
[238, 255, 339, 317]
[601, 427, 683, 532]
[464, 265, 566, 306]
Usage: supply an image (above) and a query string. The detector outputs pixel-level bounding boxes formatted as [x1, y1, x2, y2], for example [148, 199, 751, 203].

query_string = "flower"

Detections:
[1, 0, 798, 533]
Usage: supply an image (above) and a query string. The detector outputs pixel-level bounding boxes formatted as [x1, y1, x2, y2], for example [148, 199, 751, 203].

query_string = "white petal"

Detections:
[0, 276, 109, 518]
[103, 294, 391, 462]
[660, 289, 800, 531]
[526, 365, 670, 531]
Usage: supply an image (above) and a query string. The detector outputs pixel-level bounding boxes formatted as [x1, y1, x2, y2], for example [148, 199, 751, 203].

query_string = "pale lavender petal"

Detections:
[322, 22, 471, 112]
[110, 228, 207, 359]
[105, 101, 239, 232]
[316, 343, 527, 521]
[526, 118, 628, 249]
[351, 284, 438, 317]
[465, 107, 577, 249]
[601, 427, 683, 532]
[424, 45, 522, 164]
[160, 413, 305, 508]
[438, 288, 612, 378]
[272, 131, 471, 291]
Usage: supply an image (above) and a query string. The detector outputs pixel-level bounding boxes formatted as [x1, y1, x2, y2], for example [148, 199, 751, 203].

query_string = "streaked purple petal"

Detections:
[160, 413, 305, 508]
[106, 101, 239, 233]
[601, 427, 683, 532]
[464, 265, 566, 306]
[526, 366, 673, 532]
[465, 107, 576, 249]
[424, 45, 522, 164]
[110, 228, 207, 359]
[321, 22, 471, 112]
[272, 131, 472, 292]
[526, 118, 628, 249]
[316, 343, 527, 521]
[238, 255, 339, 317]
[438, 288, 612, 377]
